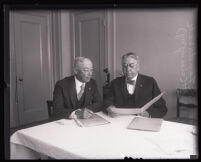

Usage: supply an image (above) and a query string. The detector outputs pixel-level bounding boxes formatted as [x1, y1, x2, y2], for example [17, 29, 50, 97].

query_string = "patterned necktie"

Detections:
[77, 84, 85, 100]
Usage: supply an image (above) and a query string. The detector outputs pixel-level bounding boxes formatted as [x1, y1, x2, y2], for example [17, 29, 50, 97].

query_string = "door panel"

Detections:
[74, 11, 106, 94]
[13, 12, 51, 125]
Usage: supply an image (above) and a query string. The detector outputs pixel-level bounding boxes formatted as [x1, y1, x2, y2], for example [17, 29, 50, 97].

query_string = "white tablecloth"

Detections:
[10, 112, 198, 159]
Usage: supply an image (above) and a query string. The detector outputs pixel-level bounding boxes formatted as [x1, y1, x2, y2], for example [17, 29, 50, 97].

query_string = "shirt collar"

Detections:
[130, 73, 138, 81]
[74, 76, 85, 87]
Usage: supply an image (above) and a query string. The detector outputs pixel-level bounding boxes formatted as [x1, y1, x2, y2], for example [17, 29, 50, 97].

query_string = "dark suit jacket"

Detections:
[53, 76, 102, 119]
[103, 74, 167, 118]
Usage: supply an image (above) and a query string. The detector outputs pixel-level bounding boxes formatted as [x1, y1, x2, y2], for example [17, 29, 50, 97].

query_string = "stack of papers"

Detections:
[127, 116, 163, 132]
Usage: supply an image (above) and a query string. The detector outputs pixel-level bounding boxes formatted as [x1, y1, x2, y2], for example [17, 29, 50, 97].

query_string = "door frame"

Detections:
[70, 9, 116, 81]
[9, 10, 62, 128]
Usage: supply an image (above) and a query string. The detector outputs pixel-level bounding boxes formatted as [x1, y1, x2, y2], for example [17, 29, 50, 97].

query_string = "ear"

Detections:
[74, 69, 78, 74]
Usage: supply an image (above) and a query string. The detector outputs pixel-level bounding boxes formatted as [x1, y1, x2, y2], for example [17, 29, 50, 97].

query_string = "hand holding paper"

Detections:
[138, 110, 150, 117]
[73, 112, 110, 127]
[140, 92, 165, 112]
[82, 108, 94, 119]
[107, 106, 120, 117]
[74, 108, 93, 119]
[108, 92, 165, 115]
[109, 106, 141, 115]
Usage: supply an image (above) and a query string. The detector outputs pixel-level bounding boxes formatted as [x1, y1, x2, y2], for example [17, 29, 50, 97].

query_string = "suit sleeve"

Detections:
[86, 80, 102, 112]
[53, 82, 74, 120]
[146, 78, 168, 118]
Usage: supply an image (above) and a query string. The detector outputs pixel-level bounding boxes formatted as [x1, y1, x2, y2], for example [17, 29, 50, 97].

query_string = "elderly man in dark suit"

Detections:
[53, 57, 102, 120]
[103, 52, 167, 118]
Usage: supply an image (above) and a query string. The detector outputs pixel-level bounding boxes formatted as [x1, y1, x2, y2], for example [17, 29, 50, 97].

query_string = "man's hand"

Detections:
[138, 111, 150, 118]
[107, 106, 119, 118]
[82, 108, 94, 119]
[74, 108, 93, 119]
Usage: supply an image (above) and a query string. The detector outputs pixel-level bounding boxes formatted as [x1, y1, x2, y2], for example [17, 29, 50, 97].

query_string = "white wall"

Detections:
[114, 8, 197, 119]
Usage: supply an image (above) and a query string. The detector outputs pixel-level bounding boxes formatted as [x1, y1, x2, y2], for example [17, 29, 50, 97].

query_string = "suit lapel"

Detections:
[120, 76, 128, 98]
[69, 76, 77, 108]
[134, 74, 143, 106]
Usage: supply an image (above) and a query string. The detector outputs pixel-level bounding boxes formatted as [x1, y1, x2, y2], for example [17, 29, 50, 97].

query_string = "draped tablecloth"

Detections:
[10, 112, 197, 159]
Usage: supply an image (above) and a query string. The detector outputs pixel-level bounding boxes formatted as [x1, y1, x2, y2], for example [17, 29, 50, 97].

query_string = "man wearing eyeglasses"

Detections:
[53, 57, 102, 120]
[103, 52, 167, 118]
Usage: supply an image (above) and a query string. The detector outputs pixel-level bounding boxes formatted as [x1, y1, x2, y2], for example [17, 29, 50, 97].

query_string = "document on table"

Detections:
[109, 92, 165, 115]
[127, 116, 163, 132]
[73, 113, 110, 127]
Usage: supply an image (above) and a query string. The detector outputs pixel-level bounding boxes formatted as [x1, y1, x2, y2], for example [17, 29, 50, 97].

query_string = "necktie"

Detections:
[126, 79, 135, 85]
[126, 80, 136, 95]
[77, 84, 85, 100]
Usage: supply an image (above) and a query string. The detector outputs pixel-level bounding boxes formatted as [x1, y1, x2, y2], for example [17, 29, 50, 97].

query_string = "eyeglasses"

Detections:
[81, 68, 93, 73]
[122, 63, 138, 68]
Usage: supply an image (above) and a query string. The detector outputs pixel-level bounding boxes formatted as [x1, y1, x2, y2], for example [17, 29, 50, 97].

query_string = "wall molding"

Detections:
[9, 11, 19, 127]
[51, 11, 62, 85]
[106, 9, 116, 80]
[70, 11, 76, 74]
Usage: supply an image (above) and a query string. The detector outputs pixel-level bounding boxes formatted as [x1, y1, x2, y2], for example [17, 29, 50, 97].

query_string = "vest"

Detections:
[75, 90, 86, 109]
[124, 90, 136, 108]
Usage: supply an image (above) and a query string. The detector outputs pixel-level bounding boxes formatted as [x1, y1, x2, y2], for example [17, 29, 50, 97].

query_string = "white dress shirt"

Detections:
[127, 73, 138, 95]
[74, 76, 85, 95]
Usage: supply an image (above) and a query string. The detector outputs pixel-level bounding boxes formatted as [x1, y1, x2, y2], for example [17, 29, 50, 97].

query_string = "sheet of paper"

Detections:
[109, 107, 141, 115]
[109, 92, 165, 115]
[127, 116, 163, 132]
[140, 92, 165, 112]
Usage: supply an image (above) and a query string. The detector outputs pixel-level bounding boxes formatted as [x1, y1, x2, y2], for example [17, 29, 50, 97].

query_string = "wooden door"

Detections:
[73, 10, 106, 94]
[12, 11, 52, 125]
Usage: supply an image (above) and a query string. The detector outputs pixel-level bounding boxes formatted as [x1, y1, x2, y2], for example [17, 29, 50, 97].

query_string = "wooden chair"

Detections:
[176, 88, 197, 118]
[46, 100, 53, 120]
[103, 68, 111, 99]
[103, 83, 110, 100]
[166, 117, 197, 125]
[166, 89, 198, 125]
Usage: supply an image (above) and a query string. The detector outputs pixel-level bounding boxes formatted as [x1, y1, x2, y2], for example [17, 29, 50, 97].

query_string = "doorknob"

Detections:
[18, 77, 23, 82]
[4, 81, 9, 88]
[103, 68, 110, 85]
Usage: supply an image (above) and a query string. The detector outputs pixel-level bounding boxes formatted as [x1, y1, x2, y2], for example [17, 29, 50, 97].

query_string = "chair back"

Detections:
[177, 89, 197, 97]
[46, 100, 53, 119]
[176, 88, 197, 118]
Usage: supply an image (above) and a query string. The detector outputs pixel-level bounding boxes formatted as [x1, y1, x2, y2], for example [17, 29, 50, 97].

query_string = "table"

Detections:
[10, 112, 198, 159]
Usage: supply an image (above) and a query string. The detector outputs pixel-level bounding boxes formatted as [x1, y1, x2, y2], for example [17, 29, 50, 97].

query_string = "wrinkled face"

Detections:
[75, 60, 93, 83]
[122, 57, 139, 80]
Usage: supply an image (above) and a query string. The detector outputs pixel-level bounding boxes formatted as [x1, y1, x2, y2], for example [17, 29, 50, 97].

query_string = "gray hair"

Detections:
[122, 52, 139, 61]
[74, 56, 92, 71]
